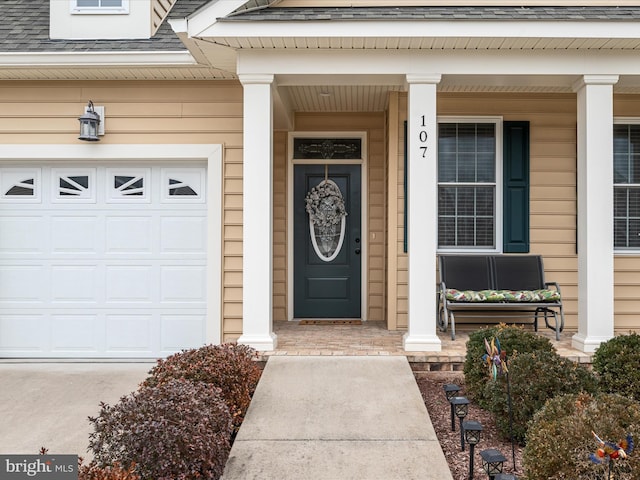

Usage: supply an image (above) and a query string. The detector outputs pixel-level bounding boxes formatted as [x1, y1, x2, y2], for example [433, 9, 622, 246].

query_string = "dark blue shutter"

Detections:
[503, 121, 530, 253]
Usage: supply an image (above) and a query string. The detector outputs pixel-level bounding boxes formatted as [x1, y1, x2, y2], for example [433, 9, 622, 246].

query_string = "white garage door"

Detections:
[0, 163, 207, 358]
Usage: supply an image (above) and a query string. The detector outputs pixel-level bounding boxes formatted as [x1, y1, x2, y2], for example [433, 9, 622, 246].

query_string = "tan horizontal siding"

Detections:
[273, 131, 288, 322]
[0, 80, 245, 343]
[394, 93, 409, 329]
[224, 139, 244, 341]
[614, 254, 640, 332]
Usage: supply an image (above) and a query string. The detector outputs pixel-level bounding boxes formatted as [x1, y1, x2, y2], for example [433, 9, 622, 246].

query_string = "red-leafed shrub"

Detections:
[88, 379, 232, 480]
[78, 462, 140, 480]
[143, 343, 261, 432]
[40, 449, 140, 480]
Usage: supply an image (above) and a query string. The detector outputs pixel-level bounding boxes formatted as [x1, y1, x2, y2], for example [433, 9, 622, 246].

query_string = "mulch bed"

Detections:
[415, 371, 524, 480]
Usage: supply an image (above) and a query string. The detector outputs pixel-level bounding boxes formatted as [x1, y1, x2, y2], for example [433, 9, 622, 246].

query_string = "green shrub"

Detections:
[143, 343, 261, 432]
[463, 324, 555, 408]
[523, 393, 640, 480]
[88, 379, 232, 480]
[485, 350, 599, 444]
[593, 333, 640, 402]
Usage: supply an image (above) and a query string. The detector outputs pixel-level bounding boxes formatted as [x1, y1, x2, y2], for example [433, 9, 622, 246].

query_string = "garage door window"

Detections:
[6, 180, 35, 197]
[0, 168, 40, 202]
[108, 169, 149, 202]
[53, 169, 96, 203]
[162, 168, 205, 203]
[169, 179, 197, 197]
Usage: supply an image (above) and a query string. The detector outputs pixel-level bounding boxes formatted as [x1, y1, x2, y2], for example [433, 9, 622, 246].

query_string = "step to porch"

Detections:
[256, 321, 593, 371]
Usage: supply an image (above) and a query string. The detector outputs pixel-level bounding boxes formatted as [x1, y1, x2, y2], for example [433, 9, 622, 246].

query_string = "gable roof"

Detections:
[0, 0, 242, 81]
[0, 0, 207, 53]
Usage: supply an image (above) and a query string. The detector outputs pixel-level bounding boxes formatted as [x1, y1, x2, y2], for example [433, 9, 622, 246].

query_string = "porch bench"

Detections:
[437, 254, 564, 341]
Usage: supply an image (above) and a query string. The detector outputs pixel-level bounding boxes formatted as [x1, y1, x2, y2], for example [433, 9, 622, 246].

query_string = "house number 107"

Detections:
[418, 115, 428, 158]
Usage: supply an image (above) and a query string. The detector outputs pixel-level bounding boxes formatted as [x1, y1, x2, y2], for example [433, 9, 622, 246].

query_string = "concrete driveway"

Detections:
[0, 362, 152, 458]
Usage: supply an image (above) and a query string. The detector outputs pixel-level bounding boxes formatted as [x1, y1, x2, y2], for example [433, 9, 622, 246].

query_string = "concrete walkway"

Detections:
[0, 363, 151, 457]
[223, 356, 453, 480]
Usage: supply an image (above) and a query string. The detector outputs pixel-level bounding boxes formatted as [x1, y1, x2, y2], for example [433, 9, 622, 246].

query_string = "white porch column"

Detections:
[403, 74, 442, 352]
[572, 75, 618, 353]
[237, 74, 277, 350]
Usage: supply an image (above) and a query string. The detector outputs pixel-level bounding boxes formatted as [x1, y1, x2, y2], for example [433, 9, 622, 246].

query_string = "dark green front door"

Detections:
[294, 164, 361, 318]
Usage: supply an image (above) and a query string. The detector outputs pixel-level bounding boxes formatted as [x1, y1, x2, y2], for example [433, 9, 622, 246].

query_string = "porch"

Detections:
[256, 321, 593, 370]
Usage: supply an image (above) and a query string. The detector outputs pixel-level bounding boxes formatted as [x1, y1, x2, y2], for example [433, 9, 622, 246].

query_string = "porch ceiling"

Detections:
[280, 74, 640, 113]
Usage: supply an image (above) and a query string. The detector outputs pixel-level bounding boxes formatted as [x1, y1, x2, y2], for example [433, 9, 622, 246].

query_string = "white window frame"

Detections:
[613, 117, 640, 254]
[70, 0, 129, 15]
[436, 116, 503, 254]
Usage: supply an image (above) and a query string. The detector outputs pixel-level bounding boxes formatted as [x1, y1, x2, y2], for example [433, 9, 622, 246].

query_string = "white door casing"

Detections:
[0, 144, 222, 358]
[287, 131, 368, 322]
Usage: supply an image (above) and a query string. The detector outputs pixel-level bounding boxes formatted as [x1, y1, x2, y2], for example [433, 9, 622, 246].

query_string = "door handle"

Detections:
[355, 248, 361, 255]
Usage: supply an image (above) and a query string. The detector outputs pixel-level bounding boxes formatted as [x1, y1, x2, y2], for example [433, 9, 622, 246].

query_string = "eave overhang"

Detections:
[0, 51, 196, 67]
[198, 18, 640, 51]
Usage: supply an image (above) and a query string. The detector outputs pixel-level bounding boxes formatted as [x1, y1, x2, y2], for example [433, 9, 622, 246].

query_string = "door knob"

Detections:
[355, 248, 361, 255]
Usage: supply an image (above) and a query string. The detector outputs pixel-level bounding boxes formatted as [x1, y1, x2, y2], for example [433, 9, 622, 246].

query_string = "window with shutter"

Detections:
[437, 119, 502, 251]
[613, 121, 640, 251]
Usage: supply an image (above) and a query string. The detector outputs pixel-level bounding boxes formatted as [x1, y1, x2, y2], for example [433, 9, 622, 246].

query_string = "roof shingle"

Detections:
[221, 6, 640, 22]
[0, 0, 202, 53]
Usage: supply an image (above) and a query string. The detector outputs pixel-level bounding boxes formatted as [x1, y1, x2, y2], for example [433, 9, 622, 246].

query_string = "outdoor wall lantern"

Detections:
[443, 384, 461, 431]
[480, 448, 507, 479]
[78, 101, 103, 141]
[462, 420, 483, 479]
[450, 396, 470, 449]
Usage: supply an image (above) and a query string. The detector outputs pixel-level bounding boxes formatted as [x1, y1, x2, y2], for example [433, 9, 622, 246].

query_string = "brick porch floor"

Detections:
[257, 321, 593, 370]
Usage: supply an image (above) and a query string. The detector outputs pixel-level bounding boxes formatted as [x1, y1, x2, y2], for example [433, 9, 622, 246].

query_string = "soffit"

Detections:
[0, 66, 235, 81]
[213, 36, 640, 50]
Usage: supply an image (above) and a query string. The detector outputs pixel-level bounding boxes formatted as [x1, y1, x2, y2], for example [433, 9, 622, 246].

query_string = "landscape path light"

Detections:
[443, 383, 460, 431]
[480, 448, 506, 479]
[462, 420, 483, 480]
[450, 396, 470, 450]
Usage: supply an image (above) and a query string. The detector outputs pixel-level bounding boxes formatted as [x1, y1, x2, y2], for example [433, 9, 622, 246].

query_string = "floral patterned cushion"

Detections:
[445, 288, 560, 303]
[445, 289, 504, 302]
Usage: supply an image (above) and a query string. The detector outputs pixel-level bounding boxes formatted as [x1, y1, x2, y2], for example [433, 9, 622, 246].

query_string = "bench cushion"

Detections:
[445, 288, 560, 303]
